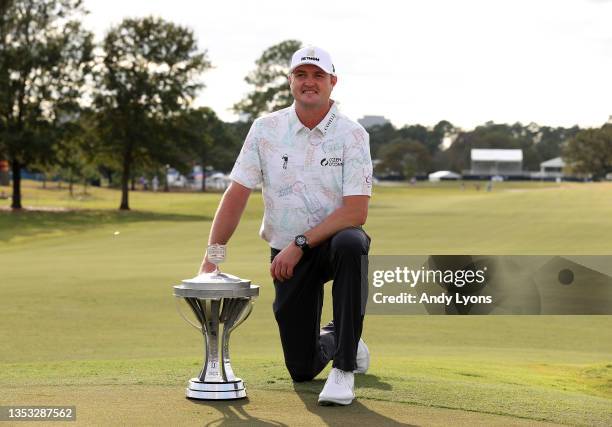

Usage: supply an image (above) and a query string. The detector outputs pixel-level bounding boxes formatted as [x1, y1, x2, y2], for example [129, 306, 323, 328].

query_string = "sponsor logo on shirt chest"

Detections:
[320, 157, 343, 167]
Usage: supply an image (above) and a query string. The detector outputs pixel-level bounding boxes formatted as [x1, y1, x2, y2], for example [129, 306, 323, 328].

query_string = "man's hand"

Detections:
[270, 243, 303, 282]
[198, 256, 218, 275]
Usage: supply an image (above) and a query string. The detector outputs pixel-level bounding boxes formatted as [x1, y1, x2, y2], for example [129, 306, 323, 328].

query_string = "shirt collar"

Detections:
[289, 104, 306, 135]
[290, 101, 340, 136]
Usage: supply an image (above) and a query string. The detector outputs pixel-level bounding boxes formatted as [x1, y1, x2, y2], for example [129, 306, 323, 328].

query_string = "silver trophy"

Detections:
[173, 244, 259, 400]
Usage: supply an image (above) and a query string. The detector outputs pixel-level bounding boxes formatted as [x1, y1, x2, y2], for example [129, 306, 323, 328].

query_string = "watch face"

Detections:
[295, 235, 306, 246]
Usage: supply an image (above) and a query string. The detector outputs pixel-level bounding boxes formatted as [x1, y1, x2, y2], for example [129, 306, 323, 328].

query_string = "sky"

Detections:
[83, 0, 612, 130]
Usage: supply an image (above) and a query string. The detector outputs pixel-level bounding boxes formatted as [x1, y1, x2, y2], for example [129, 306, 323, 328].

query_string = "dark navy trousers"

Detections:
[271, 227, 370, 382]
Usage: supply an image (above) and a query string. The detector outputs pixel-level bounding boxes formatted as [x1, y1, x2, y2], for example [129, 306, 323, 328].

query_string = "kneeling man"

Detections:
[199, 46, 373, 405]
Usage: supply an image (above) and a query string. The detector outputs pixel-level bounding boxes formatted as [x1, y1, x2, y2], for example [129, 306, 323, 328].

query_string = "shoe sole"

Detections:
[318, 397, 354, 406]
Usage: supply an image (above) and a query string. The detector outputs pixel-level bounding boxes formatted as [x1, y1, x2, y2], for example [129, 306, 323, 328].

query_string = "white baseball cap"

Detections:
[289, 46, 336, 76]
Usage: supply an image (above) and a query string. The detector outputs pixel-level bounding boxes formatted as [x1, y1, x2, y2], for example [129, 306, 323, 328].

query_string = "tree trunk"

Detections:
[42, 174, 47, 189]
[130, 175, 135, 191]
[119, 150, 131, 210]
[201, 162, 207, 192]
[68, 171, 74, 197]
[10, 159, 22, 209]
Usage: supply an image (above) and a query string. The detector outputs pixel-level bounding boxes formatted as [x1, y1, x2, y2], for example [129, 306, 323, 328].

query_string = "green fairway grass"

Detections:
[1, 180, 611, 426]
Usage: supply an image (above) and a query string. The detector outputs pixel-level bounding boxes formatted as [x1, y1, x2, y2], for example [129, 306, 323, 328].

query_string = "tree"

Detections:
[431, 120, 456, 152]
[368, 120, 455, 162]
[368, 123, 398, 158]
[95, 17, 210, 210]
[211, 121, 249, 171]
[233, 39, 301, 121]
[535, 125, 580, 162]
[52, 111, 98, 196]
[0, 0, 93, 209]
[172, 107, 236, 191]
[563, 125, 612, 179]
[375, 139, 432, 179]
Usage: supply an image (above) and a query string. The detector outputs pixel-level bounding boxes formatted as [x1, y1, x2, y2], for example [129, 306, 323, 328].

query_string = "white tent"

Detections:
[428, 170, 461, 182]
[540, 157, 565, 170]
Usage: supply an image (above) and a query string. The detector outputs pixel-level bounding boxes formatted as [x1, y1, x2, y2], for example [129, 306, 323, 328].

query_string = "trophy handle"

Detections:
[175, 296, 203, 331]
[230, 301, 253, 332]
[220, 299, 253, 381]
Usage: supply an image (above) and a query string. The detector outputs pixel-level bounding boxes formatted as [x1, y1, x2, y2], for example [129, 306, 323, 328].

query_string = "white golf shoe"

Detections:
[318, 368, 355, 406]
[354, 338, 370, 374]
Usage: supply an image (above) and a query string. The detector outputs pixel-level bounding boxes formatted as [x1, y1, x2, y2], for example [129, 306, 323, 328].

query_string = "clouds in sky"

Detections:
[84, 0, 612, 129]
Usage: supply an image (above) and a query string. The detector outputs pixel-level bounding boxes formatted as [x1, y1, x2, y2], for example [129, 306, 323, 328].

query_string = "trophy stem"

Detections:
[200, 299, 222, 382]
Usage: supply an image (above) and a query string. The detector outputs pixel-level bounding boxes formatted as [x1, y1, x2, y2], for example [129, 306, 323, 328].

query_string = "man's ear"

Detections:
[331, 75, 338, 88]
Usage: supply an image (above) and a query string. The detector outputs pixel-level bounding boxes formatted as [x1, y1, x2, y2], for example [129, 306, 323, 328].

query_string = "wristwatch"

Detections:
[294, 234, 310, 252]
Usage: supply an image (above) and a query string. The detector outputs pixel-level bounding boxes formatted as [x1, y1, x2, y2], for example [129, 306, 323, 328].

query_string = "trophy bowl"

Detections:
[174, 264, 259, 400]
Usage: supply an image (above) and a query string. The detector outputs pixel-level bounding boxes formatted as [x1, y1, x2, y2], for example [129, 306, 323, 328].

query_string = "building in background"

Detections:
[536, 157, 565, 179]
[468, 149, 523, 177]
[358, 115, 390, 129]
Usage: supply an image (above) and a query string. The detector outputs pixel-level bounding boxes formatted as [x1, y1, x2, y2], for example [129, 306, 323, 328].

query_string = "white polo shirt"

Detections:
[229, 101, 373, 249]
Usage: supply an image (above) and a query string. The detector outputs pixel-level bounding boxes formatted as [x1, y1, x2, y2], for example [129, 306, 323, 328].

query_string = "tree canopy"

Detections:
[233, 39, 301, 121]
[564, 125, 612, 179]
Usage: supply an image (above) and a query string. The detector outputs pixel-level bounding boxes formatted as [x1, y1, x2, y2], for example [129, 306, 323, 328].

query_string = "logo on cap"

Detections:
[291, 46, 335, 76]
[302, 48, 320, 62]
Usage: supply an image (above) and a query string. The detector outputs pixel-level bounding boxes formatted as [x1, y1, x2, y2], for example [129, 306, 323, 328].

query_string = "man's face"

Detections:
[289, 64, 337, 109]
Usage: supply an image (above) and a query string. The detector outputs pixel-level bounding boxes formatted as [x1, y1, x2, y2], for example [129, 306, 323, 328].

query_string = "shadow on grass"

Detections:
[358, 373, 394, 391]
[183, 377, 403, 426]
[190, 398, 288, 426]
[0, 209, 211, 242]
[292, 378, 411, 426]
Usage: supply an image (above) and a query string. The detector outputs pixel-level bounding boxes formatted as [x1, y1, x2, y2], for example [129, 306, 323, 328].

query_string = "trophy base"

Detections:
[186, 378, 247, 400]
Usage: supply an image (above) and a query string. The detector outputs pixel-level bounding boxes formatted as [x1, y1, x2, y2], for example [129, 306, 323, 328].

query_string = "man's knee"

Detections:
[273, 300, 306, 325]
[330, 228, 369, 257]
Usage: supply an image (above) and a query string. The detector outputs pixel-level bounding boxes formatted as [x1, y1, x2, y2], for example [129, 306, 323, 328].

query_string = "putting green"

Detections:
[1, 181, 611, 425]
[4, 386, 562, 426]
